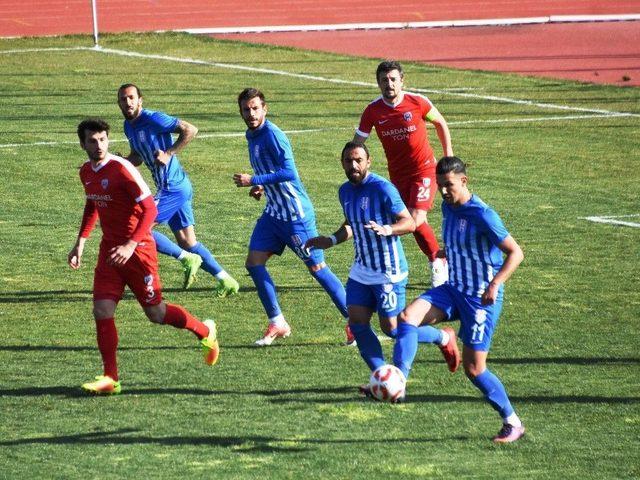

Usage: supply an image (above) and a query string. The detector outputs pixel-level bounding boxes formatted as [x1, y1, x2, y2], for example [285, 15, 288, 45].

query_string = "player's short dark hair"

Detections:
[341, 141, 369, 161]
[118, 83, 142, 97]
[376, 60, 404, 81]
[436, 156, 467, 175]
[238, 88, 265, 108]
[77, 118, 110, 142]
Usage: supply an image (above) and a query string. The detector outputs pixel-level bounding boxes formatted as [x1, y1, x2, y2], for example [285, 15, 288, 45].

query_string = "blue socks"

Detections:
[187, 242, 223, 276]
[418, 325, 444, 344]
[246, 265, 281, 318]
[349, 323, 385, 371]
[471, 369, 515, 418]
[310, 266, 348, 318]
[392, 322, 419, 378]
[153, 233, 225, 279]
[153, 230, 183, 259]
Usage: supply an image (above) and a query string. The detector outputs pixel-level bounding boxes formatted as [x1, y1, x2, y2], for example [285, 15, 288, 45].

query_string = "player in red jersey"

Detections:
[354, 61, 453, 286]
[68, 119, 220, 395]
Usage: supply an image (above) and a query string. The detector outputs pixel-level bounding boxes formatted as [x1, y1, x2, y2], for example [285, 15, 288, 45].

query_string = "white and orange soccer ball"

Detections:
[369, 364, 406, 402]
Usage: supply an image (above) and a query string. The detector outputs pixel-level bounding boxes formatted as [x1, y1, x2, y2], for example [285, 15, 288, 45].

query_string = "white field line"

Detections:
[2, 45, 639, 118]
[581, 215, 640, 228]
[179, 14, 640, 34]
[0, 114, 632, 149]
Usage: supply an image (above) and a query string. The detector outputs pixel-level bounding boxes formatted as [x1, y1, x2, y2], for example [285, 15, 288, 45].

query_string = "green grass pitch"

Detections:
[0, 32, 638, 479]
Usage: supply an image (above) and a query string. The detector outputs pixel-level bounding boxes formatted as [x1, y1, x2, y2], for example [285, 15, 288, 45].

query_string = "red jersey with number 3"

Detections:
[356, 92, 436, 183]
[79, 154, 153, 246]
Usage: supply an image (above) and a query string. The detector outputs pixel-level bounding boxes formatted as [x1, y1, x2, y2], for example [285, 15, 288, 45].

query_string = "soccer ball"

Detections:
[369, 364, 406, 402]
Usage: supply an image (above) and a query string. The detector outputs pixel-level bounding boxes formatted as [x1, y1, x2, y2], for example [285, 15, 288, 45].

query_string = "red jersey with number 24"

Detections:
[356, 92, 436, 183]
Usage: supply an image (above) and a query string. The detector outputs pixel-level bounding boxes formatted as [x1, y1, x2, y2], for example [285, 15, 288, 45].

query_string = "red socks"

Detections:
[163, 303, 208, 339]
[413, 222, 440, 262]
[95, 317, 118, 381]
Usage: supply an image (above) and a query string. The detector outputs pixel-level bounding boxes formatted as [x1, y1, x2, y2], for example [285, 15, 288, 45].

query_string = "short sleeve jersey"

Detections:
[246, 119, 315, 222]
[441, 194, 509, 297]
[356, 93, 436, 183]
[339, 172, 409, 284]
[123, 109, 187, 192]
[79, 154, 153, 246]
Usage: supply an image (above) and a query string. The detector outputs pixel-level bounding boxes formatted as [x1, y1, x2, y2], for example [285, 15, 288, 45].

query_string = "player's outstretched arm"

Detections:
[426, 108, 453, 157]
[365, 208, 416, 236]
[304, 222, 351, 250]
[481, 235, 524, 305]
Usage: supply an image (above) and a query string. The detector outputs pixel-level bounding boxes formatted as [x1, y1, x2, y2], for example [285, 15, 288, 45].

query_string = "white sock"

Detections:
[177, 251, 188, 261]
[439, 330, 450, 346]
[215, 271, 230, 281]
[504, 413, 522, 427]
[269, 314, 286, 327]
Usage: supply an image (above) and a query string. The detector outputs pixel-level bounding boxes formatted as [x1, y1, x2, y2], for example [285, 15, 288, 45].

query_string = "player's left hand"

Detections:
[481, 281, 499, 305]
[108, 241, 137, 266]
[154, 149, 171, 166]
[249, 185, 264, 200]
[365, 221, 393, 236]
[233, 173, 253, 187]
[304, 236, 332, 250]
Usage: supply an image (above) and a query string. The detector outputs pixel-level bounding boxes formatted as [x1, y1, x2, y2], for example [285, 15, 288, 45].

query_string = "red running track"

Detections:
[0, 0, 639, 86]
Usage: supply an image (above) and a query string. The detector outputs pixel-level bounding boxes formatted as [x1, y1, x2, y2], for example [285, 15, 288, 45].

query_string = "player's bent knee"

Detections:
[463, 363, 483, 380]
[143, 304, 166, 324]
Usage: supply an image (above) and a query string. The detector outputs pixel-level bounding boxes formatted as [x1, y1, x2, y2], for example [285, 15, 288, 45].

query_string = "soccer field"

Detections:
[0, 32, 638, 479]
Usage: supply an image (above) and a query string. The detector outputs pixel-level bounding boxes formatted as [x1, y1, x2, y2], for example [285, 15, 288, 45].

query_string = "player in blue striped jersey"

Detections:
[394, 156, 526, 442]
[117, 84, 239, 296]
[234, 88, 348, 346]
[305, 142, 460, 391]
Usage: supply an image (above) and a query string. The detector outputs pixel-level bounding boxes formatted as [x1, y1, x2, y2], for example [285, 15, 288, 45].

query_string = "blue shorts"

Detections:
[249, 213, 324, 267]
[346, 277, 407, 318]
[419, 283, 503, 351]
[155, 181, 195, 231]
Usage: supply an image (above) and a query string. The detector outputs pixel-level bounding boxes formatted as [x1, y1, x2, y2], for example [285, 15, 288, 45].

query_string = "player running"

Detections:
[234, 88, 349, 346]
[393, 156, 526, 442]
[117, 84, 239, 296]
[353, 61, 453, 287]
[305, 142, 460, 393]
[68, 119, 219, 395]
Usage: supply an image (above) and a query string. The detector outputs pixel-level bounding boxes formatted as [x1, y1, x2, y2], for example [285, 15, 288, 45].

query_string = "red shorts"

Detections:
[393, 171, 437, 211]
[93, 241, 163, 306]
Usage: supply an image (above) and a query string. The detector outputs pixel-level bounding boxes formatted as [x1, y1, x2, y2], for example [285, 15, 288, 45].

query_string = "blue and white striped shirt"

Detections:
[123, 109, 188, 192]
[442, 194, 509, 297]
[339, 172, 408, 284]
[245, 120, 314, 222]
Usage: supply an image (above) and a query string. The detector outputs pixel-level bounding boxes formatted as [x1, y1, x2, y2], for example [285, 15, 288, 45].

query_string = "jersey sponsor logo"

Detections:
[458, 219, 467, 233]
[253, 144, 260, 160]
[360, 197, 369, 211]
[403, 111, 413, 122]
[380, 124, 417, 141]
[138, 130, 146, 143]
[86, 193, 112, 201]
[101, 179, 109, 190]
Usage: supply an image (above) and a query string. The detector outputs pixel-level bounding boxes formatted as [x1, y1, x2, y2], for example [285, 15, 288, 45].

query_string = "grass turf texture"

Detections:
[0, 32, 639, 479]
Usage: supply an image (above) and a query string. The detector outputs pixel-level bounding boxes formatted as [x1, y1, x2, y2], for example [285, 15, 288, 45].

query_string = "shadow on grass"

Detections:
[1, 385, 637, 407]
[0, 284, 350, 303]
[0, 427, 467, 449]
